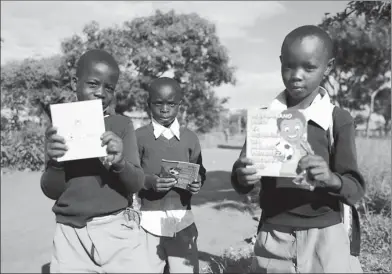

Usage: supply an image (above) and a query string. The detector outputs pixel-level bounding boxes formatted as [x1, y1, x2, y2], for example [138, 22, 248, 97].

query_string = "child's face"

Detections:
[72, 62, 119, 112]
[149, 85, 181, 127]
[279, 118, 305, 143]
[280, 36, 333, 102]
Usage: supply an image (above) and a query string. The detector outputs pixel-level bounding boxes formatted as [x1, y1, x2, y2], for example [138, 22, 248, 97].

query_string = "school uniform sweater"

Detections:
[136, 124, 207, 212]
[40, 114, 145, 228]
[232, 90, 366, 229]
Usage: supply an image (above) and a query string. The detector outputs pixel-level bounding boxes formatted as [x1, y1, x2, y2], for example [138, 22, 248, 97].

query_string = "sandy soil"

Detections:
[1, 148, 259, 273]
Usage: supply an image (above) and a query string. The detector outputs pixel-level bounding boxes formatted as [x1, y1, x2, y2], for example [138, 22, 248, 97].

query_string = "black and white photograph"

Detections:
[1, 1, 391, 273]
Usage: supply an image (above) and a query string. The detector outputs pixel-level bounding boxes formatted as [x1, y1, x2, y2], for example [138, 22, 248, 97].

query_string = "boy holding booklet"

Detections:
[231, 25, 365, 273]
[41, 49, 147, 273]
[135, 77, 206, 273]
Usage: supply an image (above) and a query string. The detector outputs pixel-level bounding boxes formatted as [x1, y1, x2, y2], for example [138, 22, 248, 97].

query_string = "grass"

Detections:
[200, 136, 391, 274]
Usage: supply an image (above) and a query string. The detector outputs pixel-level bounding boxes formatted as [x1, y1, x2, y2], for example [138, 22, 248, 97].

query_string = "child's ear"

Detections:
[279, 55, 283, 64]
[324, 58, 335, 75]
[71, 76, 78, 93]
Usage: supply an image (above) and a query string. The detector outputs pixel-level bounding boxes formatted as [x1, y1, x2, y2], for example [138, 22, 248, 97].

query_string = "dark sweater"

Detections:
[231, 107, 366, 228]
[136, 124, 206, 211]
[40, 114, 145, 228]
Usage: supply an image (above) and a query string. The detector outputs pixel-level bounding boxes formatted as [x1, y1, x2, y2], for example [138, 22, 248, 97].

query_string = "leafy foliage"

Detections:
[319, 1, 391, 130]
[1, 122, 45, 172]
[59, 10, 236, 132]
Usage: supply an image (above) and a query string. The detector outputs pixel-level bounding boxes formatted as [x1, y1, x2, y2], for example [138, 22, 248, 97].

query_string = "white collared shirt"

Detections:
[140, 118, 195, 237]
[269, 87, 334, 130]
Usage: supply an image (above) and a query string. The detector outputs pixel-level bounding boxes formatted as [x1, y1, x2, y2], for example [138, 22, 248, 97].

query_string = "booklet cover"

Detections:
[160, 159, 200, 189]
[246, 108, 310, 178]
[50, 100, 107, 162]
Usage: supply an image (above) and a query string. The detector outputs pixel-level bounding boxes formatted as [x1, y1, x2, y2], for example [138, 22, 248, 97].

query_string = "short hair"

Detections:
[276, 109, 307, 129]
[75, 49, 120, 78]
[281, 25, 334, 60]
[147, 77, 183, 99]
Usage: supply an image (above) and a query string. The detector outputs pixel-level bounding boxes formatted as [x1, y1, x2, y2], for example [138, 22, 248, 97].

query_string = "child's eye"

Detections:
[284, 127, 289, 132]
[88, 82, 98, 87]
[169, 103, 176, 108]
[295, 126, 300, 131]
[305, 65, 317, 72]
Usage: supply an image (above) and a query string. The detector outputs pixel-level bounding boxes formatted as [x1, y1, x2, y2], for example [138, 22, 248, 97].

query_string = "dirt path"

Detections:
[1, 148, 259, 273]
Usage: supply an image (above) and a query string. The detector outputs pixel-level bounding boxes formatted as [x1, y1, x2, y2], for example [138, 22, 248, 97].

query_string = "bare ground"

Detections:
[1, 148, 259, 273]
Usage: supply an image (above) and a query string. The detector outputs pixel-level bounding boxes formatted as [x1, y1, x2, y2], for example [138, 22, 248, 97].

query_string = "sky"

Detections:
[1, 1, 350, 109]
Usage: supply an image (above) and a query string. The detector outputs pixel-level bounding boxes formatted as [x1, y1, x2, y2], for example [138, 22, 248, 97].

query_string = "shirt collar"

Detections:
[269, 87, 333, 130]
[151, 118, 180, 140]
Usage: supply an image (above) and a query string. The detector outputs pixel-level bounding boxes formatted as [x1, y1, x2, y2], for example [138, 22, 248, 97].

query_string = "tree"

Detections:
[59, 10, 236, 133]
[1, 56, 74, 125]
[319, 1, 391, 136]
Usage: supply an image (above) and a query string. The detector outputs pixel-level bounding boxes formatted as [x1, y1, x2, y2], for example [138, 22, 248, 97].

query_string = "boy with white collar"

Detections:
[231, 25, 365, 273]
[135, 77, 206, 273]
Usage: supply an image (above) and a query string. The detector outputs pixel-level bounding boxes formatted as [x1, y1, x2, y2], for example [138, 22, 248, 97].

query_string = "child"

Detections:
[41, 49, 148, 273]
[231, 25, 365, 273]
[135, 77, 206, 273]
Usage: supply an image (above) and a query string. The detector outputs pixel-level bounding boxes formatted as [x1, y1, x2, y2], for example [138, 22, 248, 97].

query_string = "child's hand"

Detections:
[45, 126, 68, 161]
[298, 155, 342, 191]
[234, 157, 260, 187]
[152, 176, 177, 192]
[101, 131, 124, 165]
[188, 176, 202, 194]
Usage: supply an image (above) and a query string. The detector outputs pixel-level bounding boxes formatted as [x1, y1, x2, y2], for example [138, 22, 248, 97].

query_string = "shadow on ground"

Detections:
[192, 171, 260, 215]
[199, 250, 252, 274]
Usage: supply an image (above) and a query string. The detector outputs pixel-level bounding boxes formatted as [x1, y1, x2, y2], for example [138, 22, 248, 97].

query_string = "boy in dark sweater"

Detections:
[231, 25, 365, 273]
[136, 77, 206, 273]
[41, 49, 148, 273]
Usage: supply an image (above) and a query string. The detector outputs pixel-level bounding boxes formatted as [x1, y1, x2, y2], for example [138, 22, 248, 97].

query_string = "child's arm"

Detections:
[328, 111, 366, 205]
[231, 141, 257, 194]
[40, 139, 67, 200]
[189, 135, 206, 186]
[111, 121, 145, 195]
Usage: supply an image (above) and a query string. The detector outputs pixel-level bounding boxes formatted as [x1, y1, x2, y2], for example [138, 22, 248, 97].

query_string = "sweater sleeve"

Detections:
[40, 139, 67, 200]
[189, 133, 206, 186]
[135, 129, 156, 190]
[329, 110, 366, 205]
[230, 141, 255, 194]
[111, 120, 145, 195]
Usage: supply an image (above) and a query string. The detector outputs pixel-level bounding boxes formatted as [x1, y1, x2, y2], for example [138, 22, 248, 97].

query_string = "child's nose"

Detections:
[94, 86, 105, 98]
[292, 69, 305, 81]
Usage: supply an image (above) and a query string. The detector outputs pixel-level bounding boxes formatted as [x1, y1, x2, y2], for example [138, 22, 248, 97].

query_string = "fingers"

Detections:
[50, 134, 67, 144]
[237, 157, 254, 166]
[188, 185, 200, 194]
[46, 126, 66, 145]
[298, 155, 326, 170]
[46, 127, 67, 160]
[234, 157, 260, 187]
[48, 142, 68, 152]
[237, 165, 258, 174]
[307, 167, 327, 177]
[156, 181, 177, 192]
[45, 126, 57, 139]
[47, 149, 67, 159]
[158, 177, 177, 183]
[101, 131, 120, 146]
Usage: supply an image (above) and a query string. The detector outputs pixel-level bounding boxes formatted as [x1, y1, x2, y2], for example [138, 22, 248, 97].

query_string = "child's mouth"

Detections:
[288, 134, 297, 139]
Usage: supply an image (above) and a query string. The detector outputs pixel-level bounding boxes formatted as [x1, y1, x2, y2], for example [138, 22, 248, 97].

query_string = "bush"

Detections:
[1, 121, 45, 172]
[360, 212, 391, 273]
